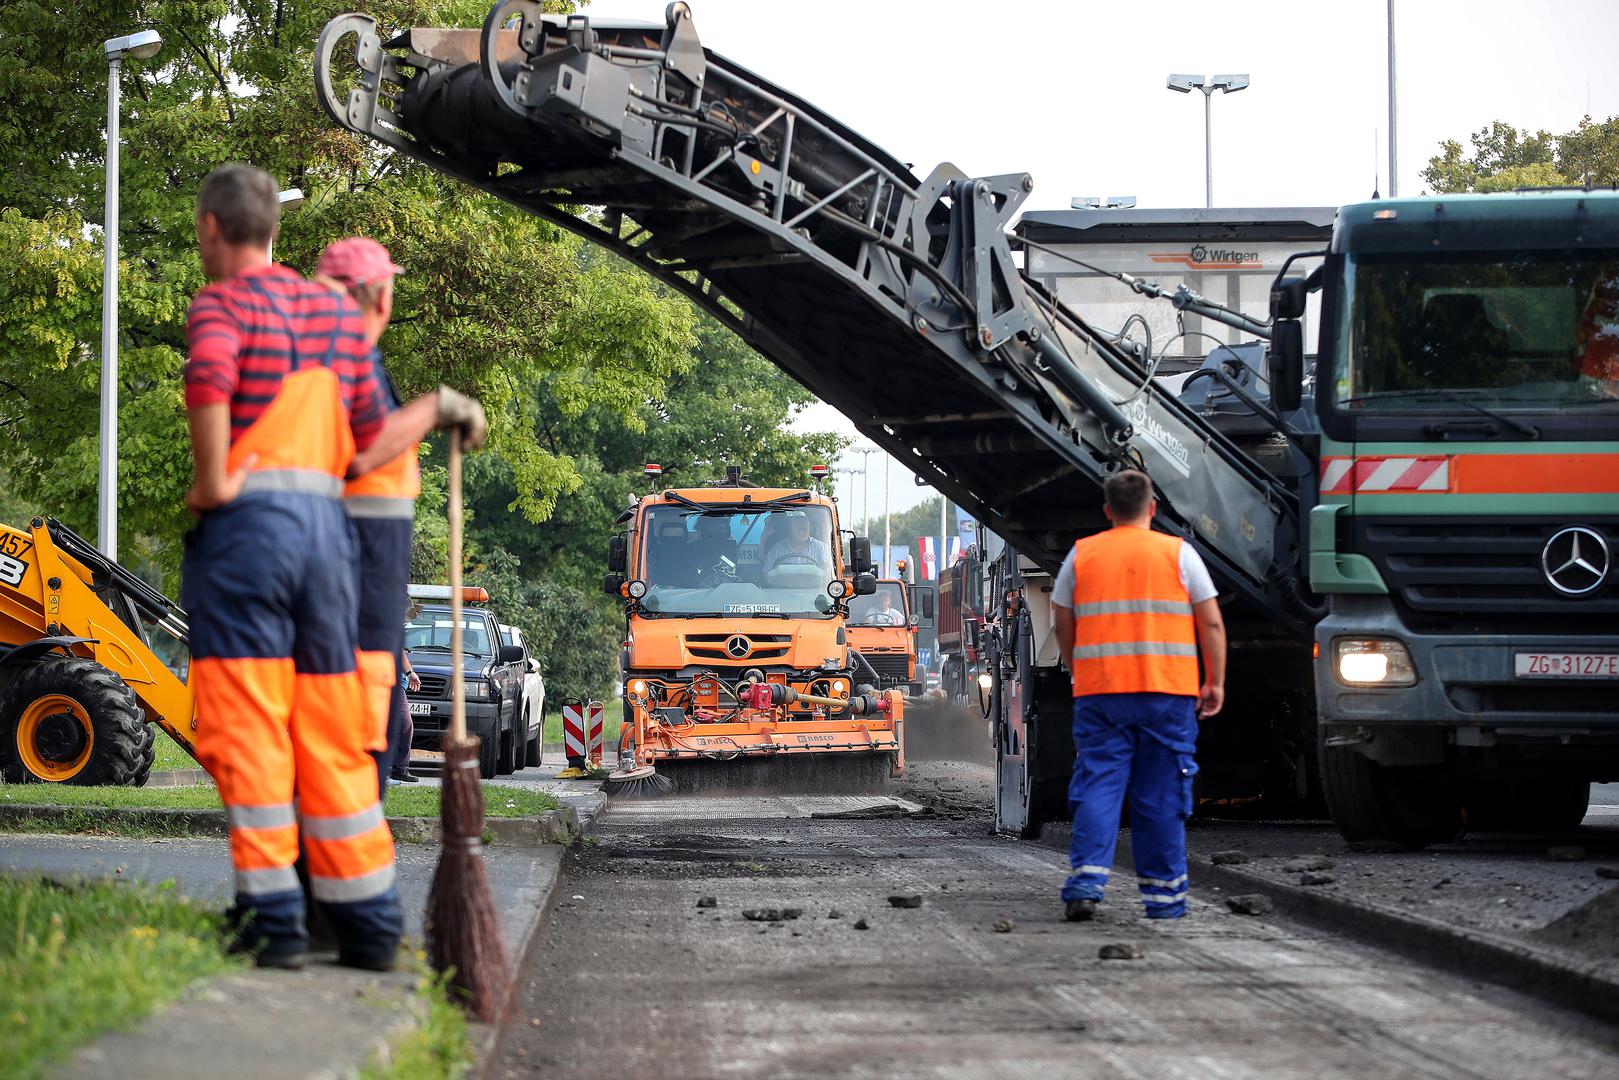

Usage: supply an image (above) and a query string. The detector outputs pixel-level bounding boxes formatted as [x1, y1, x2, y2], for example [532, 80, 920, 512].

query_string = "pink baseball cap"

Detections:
[315, 236, 403, 286]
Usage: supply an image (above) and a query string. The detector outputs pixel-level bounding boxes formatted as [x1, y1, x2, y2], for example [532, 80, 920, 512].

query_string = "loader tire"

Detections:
[1, 657, 151, 786]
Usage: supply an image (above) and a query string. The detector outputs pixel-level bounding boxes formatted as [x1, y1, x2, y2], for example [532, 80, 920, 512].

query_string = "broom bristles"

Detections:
[426, 736, 509, 1022]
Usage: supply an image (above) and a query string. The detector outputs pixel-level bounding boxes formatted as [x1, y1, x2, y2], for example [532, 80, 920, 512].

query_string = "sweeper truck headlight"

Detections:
[827, 579, 848, 599]
[978, 672, 994, 690]
[628, 679, 649, 698]
[626, 579, 648, 599]
[1333, 638, 1417, 687]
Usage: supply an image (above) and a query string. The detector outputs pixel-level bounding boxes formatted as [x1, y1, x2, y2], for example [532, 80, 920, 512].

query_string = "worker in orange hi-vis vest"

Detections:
[182, 165, 484, 971]
[1051, 469, 1227, 922]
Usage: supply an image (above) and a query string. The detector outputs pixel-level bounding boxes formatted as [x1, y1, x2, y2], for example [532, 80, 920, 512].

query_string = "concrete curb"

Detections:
[0, 803, 580, 845]
[1190, 855, 1619, 1026]
[144, 768, 212, 787]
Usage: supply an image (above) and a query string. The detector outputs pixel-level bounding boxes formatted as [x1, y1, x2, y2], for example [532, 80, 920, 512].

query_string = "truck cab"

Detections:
[1277, 190, 1619, 845]
[603, 466, 904, 786]
[846, 578, 930, 695]
[403, 587, 529, 779]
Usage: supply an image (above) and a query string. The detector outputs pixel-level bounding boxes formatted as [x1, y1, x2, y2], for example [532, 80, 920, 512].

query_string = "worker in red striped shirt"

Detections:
[181, 163, 484, 970]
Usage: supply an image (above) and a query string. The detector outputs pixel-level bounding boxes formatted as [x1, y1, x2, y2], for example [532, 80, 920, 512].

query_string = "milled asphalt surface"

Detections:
[490, 764, 1619, 1080]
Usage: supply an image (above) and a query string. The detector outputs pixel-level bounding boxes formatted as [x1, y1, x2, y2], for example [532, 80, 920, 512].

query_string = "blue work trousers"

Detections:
[1062, 692, 1199, 918]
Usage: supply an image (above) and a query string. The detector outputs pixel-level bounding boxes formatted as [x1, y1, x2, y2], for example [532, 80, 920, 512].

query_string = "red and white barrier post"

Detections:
[585, 701, 604, 767]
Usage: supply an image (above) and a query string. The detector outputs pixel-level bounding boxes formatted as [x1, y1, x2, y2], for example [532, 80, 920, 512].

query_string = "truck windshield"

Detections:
[639, 504, 837, 617]
[1332, 251, 1619, 412]
[404, 610, 491, 657]
[848, 583, 906, 626]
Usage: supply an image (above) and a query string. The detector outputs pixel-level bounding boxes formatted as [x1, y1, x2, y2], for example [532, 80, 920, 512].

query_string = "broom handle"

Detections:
[448, 428, 466, 745]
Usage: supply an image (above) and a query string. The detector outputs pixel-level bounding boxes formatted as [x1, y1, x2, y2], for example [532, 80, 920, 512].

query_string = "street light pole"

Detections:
[883, 455, 891, 578]
[1387, 0, 1399, 197]
[98, 29, 162, 561]
[1167, 74, 1249, 209]
[851, 445, 879, 536]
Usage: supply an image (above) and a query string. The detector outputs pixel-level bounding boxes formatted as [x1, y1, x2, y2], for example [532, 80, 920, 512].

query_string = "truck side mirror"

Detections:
[1269, 320, 1304, 413]
[1269, 276, 1308, 321]
[849, 537, 874, 575]
[607, 535, 627, 574]
[853, 572, 878, 596]
[603, 573, 626, 596]
[498, 644, 526, 664]
[920, 588, 935, 621]
[908, 584, 935, 623]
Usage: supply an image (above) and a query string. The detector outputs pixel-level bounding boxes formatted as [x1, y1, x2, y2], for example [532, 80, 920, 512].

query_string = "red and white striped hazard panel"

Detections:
[1321, 456, 1450, 495]
[561, 702, 605, 764]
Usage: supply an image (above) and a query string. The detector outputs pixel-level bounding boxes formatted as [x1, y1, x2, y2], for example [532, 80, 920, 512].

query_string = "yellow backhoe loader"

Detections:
[0, 516, 197, 785]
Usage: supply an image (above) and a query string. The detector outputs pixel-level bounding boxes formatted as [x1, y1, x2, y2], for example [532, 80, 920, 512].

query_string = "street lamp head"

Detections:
[1166, 74, 1204, 93]
[1211, 74, 1250, 94]
[278, 188, 305, 211]
[105, 29, 162, 61]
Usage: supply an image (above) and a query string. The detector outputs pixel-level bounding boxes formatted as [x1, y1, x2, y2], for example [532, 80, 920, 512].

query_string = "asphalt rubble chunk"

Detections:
[992, 918, 1016, 933]
[853, 917, 870, 930]
[1299, 871, 1336, 886]
[887, 894, 924, 909]
[1596, 867, 1619, 881]
[696, 896, 717, 908]
[1281, 854, 1334, 873]
[1210, 850, 1250, 865]
[1098, 943, 1143, 960]
[1226, 894, 1274, 916]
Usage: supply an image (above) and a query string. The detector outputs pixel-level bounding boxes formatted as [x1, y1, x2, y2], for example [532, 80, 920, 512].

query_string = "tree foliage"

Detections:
[1423, 116, 1619, 193]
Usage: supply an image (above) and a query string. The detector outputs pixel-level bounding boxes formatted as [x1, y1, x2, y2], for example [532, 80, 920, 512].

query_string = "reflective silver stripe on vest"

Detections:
[310, 863, 398, 904]
[343, 495, 415, 519]
[302, 803, 387, 841]
[1072, 641, 1199, 660]
[227, 803, 297, 831]
[235, 865, 300, 897]
[241, 469, 343, 498]
[1072, 599, 1193, 618]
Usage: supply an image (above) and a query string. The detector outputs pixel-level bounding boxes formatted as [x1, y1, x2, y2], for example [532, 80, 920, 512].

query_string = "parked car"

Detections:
[402, 588, 527, 779]
[499, 623, 546, 768]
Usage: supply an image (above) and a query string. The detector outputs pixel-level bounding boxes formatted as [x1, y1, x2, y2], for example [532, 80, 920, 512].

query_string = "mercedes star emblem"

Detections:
[1541, 526, 1610, 597]
[725, 635, 752, 659]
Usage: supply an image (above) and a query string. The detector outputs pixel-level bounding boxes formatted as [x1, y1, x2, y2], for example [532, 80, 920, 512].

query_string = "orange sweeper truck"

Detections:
[602, 465, 905, 794]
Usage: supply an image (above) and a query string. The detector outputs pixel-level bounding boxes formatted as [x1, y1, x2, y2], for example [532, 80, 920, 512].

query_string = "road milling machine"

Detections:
[602, 465, 904, 790]
[0, 517, 195, 785]
[317, 3, 1619, 846]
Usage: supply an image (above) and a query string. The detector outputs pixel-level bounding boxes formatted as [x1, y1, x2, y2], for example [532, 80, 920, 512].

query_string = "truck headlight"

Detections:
[978, 672, 994, 690]
[464, 681, 493, 701]
[1333, 638, 1417, 687]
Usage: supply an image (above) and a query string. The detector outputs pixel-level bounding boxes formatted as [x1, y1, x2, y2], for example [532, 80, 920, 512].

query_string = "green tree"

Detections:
[1422, 115, 1619, 193]
[0, 1, 694, 590]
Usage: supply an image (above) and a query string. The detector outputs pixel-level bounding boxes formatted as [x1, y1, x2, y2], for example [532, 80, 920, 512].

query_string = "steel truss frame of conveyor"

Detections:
[315, 2, 1310, 639]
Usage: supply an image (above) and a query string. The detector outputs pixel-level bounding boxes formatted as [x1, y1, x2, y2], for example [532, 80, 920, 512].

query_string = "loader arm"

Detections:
[314, 3, 1311, 641]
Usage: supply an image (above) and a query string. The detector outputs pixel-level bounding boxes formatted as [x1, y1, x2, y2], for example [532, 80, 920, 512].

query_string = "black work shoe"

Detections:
[389, 769, 420, 784]
[1064, 899, 1100, 922]
[254, 947, 310, 970]
[338, 943, 400, 972]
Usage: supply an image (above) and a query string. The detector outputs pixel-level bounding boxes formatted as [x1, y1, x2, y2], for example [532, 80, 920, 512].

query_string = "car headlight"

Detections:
[827, 579, 849, 598]
[462, 681, 491, 701]
[978, 672, 994, 690]
[1333, 638, 1417, 687]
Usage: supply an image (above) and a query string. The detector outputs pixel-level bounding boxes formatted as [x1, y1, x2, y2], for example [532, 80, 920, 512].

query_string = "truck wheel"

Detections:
[477, 725, 500, 780]
[1318, 733, 1464, 851]
[1, 657, 150, 786]
[1467, 775, 1591, 833]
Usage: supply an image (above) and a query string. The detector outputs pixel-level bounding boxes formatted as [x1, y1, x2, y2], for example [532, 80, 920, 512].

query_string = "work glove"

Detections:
[435, 385, 488, 450]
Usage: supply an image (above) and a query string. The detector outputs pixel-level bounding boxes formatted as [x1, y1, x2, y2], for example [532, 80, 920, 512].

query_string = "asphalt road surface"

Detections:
[490, 771, 1619, 1080]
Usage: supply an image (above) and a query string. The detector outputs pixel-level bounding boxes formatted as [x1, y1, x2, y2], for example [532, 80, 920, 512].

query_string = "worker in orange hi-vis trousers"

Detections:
[182, 165, 485, 970]
[315, 237, 486, 795]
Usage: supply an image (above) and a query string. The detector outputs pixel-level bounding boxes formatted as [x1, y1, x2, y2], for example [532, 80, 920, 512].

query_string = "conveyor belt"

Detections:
[315, 3, 1310, 638]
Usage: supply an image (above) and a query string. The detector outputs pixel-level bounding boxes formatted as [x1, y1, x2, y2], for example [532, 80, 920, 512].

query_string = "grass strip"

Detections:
[150, 730, 196, 773]
[0, 876, 242, 1080]
[542, 696, 625, 746]
[362, 953, 474, 1080]
[0, 782, 561, 819]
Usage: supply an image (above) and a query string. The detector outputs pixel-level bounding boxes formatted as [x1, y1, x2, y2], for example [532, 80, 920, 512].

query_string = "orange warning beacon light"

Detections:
[407, 584, 489, 604]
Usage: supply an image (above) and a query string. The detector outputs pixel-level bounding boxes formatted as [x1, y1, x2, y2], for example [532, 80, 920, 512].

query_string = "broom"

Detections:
[602, 703, 675, 799]
[425, 428, 510, 1022]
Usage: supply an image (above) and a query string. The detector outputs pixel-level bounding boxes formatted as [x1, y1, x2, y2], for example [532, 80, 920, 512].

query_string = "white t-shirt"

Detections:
[1050, 536, 1217, 608]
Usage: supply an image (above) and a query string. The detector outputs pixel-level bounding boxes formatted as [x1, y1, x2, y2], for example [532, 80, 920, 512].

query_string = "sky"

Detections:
[583, 0, 1619, 517]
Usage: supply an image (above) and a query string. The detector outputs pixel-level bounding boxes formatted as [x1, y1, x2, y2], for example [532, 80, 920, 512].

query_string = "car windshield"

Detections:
[639, 503, 838, 617]
[1333, 250, 1619, 412]
[404, 610, 491, 657]
[848, 582, 907, 626]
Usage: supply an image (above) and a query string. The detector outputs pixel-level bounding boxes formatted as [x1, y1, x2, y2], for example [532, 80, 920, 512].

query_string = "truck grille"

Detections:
[858, 653, 912, 687]
[685, 634, 791, 662]
[1352, 517, 1619, 633]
